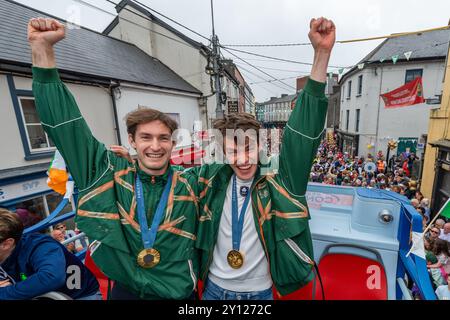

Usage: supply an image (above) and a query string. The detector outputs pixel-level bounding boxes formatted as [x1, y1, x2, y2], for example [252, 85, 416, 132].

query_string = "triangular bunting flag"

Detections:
[379, 58, 385, 63]
[338, 68, 344, 74]
[328, 72, 333, 79]
[358, 63, 364, 70]
[392, 55, 399, 64]
[404, 51, 413, 61]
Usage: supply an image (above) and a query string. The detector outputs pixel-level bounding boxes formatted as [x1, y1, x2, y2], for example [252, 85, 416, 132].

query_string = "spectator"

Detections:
[435, 219, 446, 230]
[65, 225, 88, 253]
[435, 274, 450, 300]
[411, 199, 420, 209]
[429, 227, 442, 242]
[425, 238, 445, 288]
[420, 198, 431, 222]
[0, 209, 100, 300]
[427, 239, 450, 281]
[15, 206, 42, 229]
[402, 159, 410, 177]
[439, 223, 450, 242]
[415, 191, 424, 202]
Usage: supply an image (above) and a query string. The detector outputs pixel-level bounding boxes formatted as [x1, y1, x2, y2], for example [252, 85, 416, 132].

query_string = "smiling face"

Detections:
[213, 113, 262, 181]
[224, 135, 259, 181]
[129, 120, 175, 176]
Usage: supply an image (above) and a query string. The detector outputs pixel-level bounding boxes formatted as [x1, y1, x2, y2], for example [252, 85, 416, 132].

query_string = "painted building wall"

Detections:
[0, 74, 117, 171]
[339, 60, 445, 157]
[114, 84, 201, 152]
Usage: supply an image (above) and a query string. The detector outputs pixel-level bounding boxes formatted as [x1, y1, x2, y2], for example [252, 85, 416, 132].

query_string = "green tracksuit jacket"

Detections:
[192, 78, 328, 297]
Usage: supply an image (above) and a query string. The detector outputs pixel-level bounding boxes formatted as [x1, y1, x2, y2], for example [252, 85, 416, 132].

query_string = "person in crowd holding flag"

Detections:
[28, 17, 201, 300]
[0, 209, 100, 300]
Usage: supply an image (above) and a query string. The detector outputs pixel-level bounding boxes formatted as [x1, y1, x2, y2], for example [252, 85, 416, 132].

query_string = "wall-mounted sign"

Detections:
[0, 177, 50, 204]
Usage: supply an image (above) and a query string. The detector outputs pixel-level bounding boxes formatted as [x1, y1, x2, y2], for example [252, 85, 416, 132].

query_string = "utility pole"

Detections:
[210, 0, 224, 119]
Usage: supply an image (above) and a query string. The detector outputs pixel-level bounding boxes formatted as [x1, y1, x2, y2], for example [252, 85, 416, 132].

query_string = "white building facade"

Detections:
[338, 30, 448, 158]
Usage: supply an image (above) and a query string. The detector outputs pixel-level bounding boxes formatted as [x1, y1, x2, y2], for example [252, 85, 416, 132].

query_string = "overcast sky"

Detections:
[15, 0, 450, 101]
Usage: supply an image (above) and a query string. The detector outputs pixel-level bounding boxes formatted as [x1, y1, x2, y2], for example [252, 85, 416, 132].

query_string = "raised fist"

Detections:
[28, 17, 65, 47]
[309, 17, 336, 53]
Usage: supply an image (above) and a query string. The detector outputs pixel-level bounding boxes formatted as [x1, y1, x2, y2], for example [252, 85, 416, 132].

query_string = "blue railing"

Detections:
[380, 191, 437, 300]
[23, 193, 87, 260]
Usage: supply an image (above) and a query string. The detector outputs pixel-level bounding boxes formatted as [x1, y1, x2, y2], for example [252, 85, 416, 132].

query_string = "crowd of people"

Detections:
[310, 139, 419, 195]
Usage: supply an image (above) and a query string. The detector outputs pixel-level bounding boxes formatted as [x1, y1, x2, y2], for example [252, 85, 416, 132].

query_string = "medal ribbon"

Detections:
[231, 175, 251, 251]
[135, 170, 173, 249]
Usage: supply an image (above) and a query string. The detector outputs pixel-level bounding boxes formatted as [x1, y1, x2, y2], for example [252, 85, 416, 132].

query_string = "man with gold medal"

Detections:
[197, 17, 336, 300]
[27, 17, 200, 300]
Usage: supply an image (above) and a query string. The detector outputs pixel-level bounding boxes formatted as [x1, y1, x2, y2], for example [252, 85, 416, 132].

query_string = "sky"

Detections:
[15, 0, 450, 102]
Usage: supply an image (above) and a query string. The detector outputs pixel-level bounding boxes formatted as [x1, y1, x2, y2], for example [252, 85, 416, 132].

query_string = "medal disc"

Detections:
[137, 248, 160, 268]
[227, 250, 244, 269]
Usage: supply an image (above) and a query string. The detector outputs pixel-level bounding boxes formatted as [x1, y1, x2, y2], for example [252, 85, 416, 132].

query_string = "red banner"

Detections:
[380, 77, 425, 108]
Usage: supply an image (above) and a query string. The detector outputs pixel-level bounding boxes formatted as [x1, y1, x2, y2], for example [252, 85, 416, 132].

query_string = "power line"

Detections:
[103, 0, 205, 50]
[222, 25, 450, 47]
[222, 47, 296, 91]
[223, 42, 311, 47]
[249, 75, 301, 85]
[235, 63, 311, 74]
[221, 45, 347, 69]
[237, 64, 294, 93]
[130, 0, 211, 41]
[236, 66, 281, 95]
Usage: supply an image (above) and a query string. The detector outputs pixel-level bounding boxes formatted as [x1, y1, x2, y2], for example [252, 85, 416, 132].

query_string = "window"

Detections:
[346, 110, 350, 131]
[405, 69, 423, 84]
[357, 75, 363, 96]
[355, 109, 360, 132]
[10, 192, 73, 230]
[347, 81, 352, 99]
[18, 97, 55, 152]
[341, 84, 345, 102]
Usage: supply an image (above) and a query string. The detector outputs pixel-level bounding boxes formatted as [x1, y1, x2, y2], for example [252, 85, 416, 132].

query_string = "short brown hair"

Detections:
[213, 113, 261, 137]
[125, 108, 178, 138]
[0, 208, 24, 244]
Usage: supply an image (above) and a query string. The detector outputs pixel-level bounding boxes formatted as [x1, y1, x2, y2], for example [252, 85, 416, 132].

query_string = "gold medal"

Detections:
[137, 248, 160, 268]
[227, 250, 244, 269]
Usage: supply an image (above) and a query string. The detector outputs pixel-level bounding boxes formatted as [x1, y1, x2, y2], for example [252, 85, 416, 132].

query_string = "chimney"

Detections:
[296, 76, 309, 91]
[281, 94, 288, 98]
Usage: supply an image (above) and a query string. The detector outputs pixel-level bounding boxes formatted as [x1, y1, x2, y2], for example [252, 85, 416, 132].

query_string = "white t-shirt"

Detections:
[439, 230, 450, 242]
[208, 176, 272, 292]
[435, 285, 450, 300]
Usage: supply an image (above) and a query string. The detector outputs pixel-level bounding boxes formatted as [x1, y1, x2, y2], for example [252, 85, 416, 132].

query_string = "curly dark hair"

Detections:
[433, 238, 450, 256]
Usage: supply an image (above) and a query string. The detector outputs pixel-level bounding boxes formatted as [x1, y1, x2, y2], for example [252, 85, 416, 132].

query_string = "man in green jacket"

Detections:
[195, 17, 335, 300]
[28, 18, 200, 300]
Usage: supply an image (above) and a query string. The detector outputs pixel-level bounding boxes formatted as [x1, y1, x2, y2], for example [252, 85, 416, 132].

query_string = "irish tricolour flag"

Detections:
[438, 198, 450, 219]
[47, 150, 68, 195]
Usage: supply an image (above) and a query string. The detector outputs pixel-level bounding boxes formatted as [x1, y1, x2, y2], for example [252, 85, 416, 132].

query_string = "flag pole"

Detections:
[422, 198, 450, 236]
[406, 198, 450, 258]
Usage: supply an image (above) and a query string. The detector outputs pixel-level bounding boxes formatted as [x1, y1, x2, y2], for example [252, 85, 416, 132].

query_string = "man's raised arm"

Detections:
[278, 17, 335, 197]
[29, 18, 111, 192]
